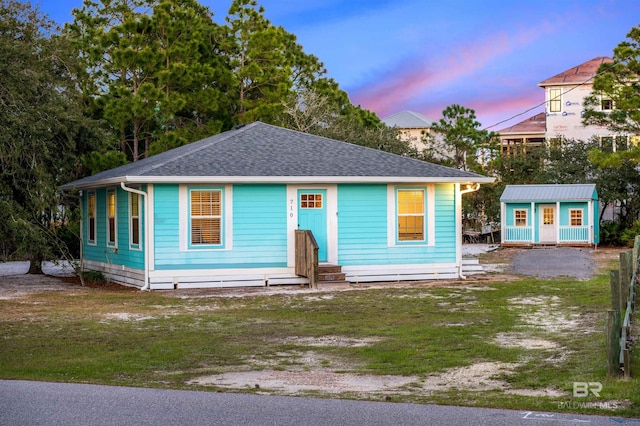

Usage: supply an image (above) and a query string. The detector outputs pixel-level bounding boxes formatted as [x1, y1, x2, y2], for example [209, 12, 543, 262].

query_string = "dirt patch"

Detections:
[190, 370, 419, 394]
[0, 274, 78, 300]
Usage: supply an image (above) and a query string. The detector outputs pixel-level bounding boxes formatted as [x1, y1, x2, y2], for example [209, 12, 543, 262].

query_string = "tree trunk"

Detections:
[28, 255, 44, 274]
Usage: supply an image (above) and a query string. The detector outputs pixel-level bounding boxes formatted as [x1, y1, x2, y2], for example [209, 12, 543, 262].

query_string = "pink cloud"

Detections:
[351, 23, 554, 118]
[469, 88, 545, 130]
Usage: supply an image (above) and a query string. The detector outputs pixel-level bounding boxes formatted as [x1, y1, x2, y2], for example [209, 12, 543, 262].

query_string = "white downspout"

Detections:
[120, 182, 150, 291]
[458, 183, 481, 279]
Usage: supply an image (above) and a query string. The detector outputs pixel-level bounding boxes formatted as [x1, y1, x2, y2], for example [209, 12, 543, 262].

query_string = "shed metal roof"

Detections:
[500, 184, 597, 202]
[61, 121, 493, 190]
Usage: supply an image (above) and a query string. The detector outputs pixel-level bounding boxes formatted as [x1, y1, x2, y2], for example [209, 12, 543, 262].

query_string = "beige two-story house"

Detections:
[499, 57, 637, 152]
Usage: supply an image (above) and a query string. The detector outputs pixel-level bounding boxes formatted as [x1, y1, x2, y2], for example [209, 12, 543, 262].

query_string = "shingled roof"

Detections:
[497, 112, 546, 135]
[538, 57, 612, 86]
[60, 122, 493, 190]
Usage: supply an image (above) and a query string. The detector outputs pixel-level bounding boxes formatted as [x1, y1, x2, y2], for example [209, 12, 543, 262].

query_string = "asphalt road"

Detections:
[1, 380, 635, 426]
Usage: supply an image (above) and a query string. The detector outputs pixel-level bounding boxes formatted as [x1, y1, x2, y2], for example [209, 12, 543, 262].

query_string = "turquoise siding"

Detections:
[153, 184, 288, 270]
[504, 203, 531, 226]
[337, 183, 457, 266]
[503, 201, 599, 244]
[559, 202, 589, 226]
[82, 187, 145, 270]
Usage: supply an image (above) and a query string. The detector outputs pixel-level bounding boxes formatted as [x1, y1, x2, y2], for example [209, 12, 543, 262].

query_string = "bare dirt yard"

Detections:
[0, 245, 630, 399]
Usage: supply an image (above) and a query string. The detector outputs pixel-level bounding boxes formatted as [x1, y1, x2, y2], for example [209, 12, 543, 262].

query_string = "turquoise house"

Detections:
[60, 122, 493, 290]
[500, 184, 599, 247]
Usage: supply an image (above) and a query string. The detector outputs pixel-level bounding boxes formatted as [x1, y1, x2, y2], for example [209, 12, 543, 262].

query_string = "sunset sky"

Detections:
[39, 0, 640, 130]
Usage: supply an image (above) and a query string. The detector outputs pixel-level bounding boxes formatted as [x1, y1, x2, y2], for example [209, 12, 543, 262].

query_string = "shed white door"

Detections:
[539, 205, 556, 243]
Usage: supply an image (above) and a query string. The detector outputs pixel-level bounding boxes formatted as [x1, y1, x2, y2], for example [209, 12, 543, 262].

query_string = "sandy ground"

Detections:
[0, 245, 629, 400]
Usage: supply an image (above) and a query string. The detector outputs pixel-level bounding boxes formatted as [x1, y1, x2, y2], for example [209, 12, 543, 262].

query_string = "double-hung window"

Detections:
[397, 189, 425, 242]
[87, 191, 96, 245]
[130, 192, 140, 249]
[549, 88, 562, 113]
[190, 188, 223, 247]
[107, 189, 117, 247]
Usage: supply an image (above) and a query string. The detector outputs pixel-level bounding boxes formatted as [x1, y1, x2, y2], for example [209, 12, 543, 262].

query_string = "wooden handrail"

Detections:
[295, 230, 319, 288]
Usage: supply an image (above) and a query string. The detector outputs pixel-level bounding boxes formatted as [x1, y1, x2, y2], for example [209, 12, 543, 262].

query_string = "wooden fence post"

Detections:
[619, 251, 632, 309]
[606, 309, 621, 377]
[610, 270, 621, 312]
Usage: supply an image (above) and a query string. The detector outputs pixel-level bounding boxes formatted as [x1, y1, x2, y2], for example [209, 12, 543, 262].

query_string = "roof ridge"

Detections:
[255, 121, 471, 176]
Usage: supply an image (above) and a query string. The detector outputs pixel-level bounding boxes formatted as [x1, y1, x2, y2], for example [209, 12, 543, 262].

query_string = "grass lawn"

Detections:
[1, 261, 638, 417]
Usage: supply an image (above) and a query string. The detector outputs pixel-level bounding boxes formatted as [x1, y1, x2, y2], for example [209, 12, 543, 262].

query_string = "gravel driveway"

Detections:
[508, 247, 596, 280]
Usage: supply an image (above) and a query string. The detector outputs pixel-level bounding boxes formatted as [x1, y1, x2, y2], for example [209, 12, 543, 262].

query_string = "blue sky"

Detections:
[37, 0, 640, 130]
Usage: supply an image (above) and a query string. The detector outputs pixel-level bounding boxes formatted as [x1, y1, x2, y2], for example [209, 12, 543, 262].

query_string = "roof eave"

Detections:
[60, 175, 495, 190]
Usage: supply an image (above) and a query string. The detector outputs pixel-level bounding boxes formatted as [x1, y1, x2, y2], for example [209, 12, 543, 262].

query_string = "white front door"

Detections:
[539, 205, 556, 243]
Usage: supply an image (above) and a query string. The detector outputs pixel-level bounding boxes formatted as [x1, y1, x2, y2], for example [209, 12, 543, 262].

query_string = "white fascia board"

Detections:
[66, 175, 495, 189]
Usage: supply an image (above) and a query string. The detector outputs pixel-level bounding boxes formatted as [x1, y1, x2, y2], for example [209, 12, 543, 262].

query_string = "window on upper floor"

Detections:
[549, 88, 562, 113]
[601, 98, 613, 111]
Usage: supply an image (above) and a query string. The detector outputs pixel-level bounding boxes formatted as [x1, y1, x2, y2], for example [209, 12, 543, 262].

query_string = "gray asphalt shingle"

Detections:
[61, 122, 491, 189]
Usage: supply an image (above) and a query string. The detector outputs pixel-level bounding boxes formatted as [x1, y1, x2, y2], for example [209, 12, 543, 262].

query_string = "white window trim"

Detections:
[179, 184, 233, 251]
[387, 184, 435, 247]
[514, 209, 528, 227]
[548, 87, 562, 113]
[129, 190, 142, 251]
[106, 188, 118, 248]
[87, 190, 97, 246]
[600, 96, 614, 111]
[569, 208, 584, 227]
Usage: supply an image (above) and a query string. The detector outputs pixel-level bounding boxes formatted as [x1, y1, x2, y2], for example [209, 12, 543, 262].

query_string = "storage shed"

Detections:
[500, 184, 599, 246]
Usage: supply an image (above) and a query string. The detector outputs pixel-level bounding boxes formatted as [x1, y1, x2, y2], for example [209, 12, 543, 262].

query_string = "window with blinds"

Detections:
[190, 190, 222, 245]
[397, 189, 425, 241]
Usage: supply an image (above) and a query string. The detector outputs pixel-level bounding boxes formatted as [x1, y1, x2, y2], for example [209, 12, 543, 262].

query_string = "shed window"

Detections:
[570, 209, 583, 226]
[514, 209, 527, 227]
[107, 190, 117, 246]
[397, 189, 425, 241]
[190, 189, 222, 246]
